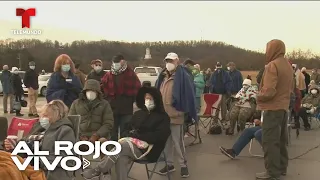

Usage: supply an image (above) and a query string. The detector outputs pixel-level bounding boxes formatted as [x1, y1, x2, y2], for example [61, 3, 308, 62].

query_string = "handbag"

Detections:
[118, 137, 153, 160]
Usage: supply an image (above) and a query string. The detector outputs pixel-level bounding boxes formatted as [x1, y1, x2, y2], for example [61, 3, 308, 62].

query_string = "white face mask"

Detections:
[13, 71, 19, 74]
[40, 117, 50, 129]
[94, 65, 102, 72]
[29, 66, 35, 70]
[227, 67, 231, 71]
[113, 63, 121, 70]
[86, 91, 97, 101]
[145, 99, 155, 110]
[311, 89, 318, 95]
[166, 63, 176, 71]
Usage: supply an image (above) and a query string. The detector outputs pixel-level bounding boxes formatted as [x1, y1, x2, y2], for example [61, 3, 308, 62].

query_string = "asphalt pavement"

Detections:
[1, 96, 320, 180]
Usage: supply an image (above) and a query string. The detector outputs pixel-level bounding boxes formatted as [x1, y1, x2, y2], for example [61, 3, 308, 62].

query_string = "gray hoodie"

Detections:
[40, 117, 76, 180]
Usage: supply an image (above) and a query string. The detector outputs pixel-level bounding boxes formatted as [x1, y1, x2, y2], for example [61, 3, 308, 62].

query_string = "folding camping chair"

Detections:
[7, 117, 39, 139]
[68, 115, 82, 176]
[0, 117, 8, 150]
[128, 151, 171, 180]
[198, 93, 222, 133]
[249, 110, 292, 157]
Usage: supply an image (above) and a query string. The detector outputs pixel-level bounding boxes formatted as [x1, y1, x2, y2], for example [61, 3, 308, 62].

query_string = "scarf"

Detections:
[111, 63, 127, 75]
[235, 86, 257, 105]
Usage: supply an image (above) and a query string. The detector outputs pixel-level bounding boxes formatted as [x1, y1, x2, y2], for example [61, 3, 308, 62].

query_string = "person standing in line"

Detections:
[156, 52, 197, 178]
[204, 68, 212, 93]
[292, 64, 306, 98]
[74, 63, 86, 86]
[0, 65, 14, 114]
[23, 61, 39, 117]
[86, 59, 106, 83]
[209, 62, 232, 122]
[11, 67, 24, 117]
[310, 68, 320, 85]
[256, 39, 293, 180]
[101, 54, 141, 141]
[227, 62, 243, 95]
[301, 67, 311, 92]
[193, 64, 205, 113]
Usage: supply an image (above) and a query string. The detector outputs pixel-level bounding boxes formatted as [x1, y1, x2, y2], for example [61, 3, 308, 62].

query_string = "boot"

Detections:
[16, 111, 24, 117]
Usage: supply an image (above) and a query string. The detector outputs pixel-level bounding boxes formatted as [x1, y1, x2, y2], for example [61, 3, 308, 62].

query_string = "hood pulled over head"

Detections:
[265, 39, 286, 63]
[309, 85, 320, 95]
[81, 79, 102, 98]
[136, 87, 165, 113]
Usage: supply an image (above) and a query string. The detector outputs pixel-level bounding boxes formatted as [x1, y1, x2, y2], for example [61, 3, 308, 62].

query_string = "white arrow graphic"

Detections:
[82, 158, 91, 169]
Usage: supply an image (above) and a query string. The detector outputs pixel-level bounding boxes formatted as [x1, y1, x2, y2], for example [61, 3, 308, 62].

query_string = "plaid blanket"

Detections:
[101, 67, 141, 98]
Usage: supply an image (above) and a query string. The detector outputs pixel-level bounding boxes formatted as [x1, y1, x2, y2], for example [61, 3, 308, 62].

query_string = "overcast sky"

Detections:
[1, 1, 320, 53]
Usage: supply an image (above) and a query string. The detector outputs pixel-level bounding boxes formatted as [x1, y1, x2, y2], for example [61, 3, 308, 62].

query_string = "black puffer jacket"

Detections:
[11, 74, 24, 96]
[122, 87, 171, 162]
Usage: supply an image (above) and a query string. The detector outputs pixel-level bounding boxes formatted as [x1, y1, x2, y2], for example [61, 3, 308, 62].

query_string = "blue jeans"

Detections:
[232, 126, 262, 156]
[111, 114, 132, 141]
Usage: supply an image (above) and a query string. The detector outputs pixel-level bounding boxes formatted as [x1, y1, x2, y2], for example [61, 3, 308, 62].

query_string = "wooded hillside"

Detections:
[0, 39, 319, 73]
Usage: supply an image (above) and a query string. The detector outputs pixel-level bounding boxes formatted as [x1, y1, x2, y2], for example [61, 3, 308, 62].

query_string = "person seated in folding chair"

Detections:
[295, 85, 320, 131]
[225, 78, 257, 135]
[82, 87, 171, 180]
[69, 79, 114, 155]
[220, 110, 262, 159]
[3, 100, 76, 180]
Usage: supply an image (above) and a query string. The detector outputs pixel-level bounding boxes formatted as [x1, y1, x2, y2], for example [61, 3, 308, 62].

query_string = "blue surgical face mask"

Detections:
[39, 117, 50, 129]
[61, 64, 71, 72]
[113, 63, 121, 70]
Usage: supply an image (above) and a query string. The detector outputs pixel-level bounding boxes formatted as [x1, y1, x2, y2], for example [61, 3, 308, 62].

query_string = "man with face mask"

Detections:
[209, 62, 232, 123]
[87, 59, 106, 83]
[256, 39, 294, 180]
[101, 54, 141, 141]
[0, 65, 14, 114]
[227, 62, 243, 94]
[155, 52, 197, 178]
[69, 79, 114, 147]
[296, 85, 320, 131]
[23, 61, 39, 117]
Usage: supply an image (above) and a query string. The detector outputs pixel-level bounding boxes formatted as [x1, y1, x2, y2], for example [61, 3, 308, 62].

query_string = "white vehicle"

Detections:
[0, 71, 3, 93]
[134, 66, 162, 87]
[38, 74, 51, 96]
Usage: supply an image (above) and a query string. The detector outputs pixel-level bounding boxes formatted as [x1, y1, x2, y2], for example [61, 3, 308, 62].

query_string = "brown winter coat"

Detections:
[159, 72, 184, 125]
[257, 39, 294, 111]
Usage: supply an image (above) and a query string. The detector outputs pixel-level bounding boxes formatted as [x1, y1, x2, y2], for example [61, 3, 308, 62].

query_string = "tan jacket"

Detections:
[257, 39, 294, 111]
[295, 70, 306, 90]
[311, 73, 320, 84]
[160, 73, 184, 125]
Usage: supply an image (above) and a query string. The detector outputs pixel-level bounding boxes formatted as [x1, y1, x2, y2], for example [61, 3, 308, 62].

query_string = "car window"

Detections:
[135, 67, 156, 74]
[39, 76, 50, 81]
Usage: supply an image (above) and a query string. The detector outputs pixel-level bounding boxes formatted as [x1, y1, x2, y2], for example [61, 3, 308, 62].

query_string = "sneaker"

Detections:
[219, 146, 235, 159]
[256, 172, 280, 180]
[158, 165, 176, 175]
[82, 168, 101, 180]
[16, 113, 24, 117]
[28, 114, 33, 117]
[180, 167, 190, 178]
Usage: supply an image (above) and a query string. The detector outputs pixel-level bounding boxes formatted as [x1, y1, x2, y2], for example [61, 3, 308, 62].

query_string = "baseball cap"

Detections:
[91, 59, 102, 65]
[164, 52, 179, 61]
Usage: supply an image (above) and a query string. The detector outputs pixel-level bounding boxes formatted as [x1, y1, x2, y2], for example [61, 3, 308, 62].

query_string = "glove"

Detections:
[89, 134, 100, 143]
[80, 136, 89, 141]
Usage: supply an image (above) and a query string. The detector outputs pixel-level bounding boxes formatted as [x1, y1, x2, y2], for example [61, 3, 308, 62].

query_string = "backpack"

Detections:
[209, 122, 222, 135]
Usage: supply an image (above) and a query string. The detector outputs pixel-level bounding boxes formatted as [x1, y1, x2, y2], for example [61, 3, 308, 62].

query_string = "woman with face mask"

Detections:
[10, 67, 24, 116]
[46, 54, 83, 108]
[297, 85, 320, 131]
[86, 59, 106, 83]
[82, 87, 171, 180]
[69, 79, 114, 151]
[226, 78, 258, 135]
[3, 100, 75, 180]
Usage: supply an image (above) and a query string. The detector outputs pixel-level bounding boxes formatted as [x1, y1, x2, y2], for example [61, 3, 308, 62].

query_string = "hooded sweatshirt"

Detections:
[257, 39, 294, 111]
[301, 85, 320, 107]
[122, 87, 171, 162]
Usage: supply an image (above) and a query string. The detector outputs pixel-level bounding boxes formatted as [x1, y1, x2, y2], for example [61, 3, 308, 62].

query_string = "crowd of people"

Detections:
[0, 39, 320, 180]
